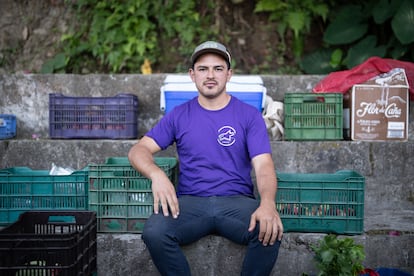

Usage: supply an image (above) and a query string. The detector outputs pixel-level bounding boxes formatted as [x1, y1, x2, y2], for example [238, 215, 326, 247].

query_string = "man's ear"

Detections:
[189, 68, 195, 82]
[227, 69, 233, 81]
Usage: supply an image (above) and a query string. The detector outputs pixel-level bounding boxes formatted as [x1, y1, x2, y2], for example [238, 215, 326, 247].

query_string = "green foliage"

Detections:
[301, 0, 414, 74]
[48, 0, 212, 73]
[41, 53, 67, 73]
[254, 0, 331, 59]
[0, 47, 18, 69]
[311, 234, 365, 276]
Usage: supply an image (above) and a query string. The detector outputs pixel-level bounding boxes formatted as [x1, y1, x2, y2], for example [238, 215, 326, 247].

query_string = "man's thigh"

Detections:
[143, 196, 216, 245]
[213, 195, 259, 244]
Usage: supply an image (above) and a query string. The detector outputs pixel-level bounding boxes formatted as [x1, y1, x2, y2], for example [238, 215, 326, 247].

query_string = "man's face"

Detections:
[189, 53, 232, 99]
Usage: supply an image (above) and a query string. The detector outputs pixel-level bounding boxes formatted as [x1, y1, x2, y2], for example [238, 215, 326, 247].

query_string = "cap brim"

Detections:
[191, 49, 230, 66]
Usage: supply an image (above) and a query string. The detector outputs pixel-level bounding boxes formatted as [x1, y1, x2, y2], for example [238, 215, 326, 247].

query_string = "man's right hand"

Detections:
[150, 170, 180, 218]
[128, 136, 180, 219]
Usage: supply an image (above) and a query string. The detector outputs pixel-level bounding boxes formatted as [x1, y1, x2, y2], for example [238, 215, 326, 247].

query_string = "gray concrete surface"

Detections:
[0, 74, 413, 275]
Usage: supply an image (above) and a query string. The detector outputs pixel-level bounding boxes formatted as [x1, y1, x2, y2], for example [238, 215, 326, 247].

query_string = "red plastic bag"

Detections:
[313, 57, 414, 101]
[360, 268, 381, 276]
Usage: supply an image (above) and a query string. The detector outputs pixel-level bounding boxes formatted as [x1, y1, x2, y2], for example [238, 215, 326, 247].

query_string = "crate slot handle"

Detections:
[302, 95, 325, 103]
[48, 215, 76, 223]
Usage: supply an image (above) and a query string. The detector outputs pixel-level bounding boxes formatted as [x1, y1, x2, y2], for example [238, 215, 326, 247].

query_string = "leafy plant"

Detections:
[301, 0, 414, 74]
[310, 234, 365, 276]
[46, 0, 213, 73]
[254, 0, 331, 59]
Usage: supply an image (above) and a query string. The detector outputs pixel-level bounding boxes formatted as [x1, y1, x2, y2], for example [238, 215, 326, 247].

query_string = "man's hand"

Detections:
[128, 136, 180, 219]
[248, 201, 283, 246]
[150, 170, 180, 218]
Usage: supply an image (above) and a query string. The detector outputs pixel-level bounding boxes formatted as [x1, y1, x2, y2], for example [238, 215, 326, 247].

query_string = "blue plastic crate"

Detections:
[49, 93, 138, 139]
[0, 114, 16, 139]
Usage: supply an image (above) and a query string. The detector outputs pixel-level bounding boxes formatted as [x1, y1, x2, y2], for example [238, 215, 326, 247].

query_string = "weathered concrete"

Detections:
[0, 73, 345, 139]
[97, 232, 414, 276]
[0, 74, 413, 275]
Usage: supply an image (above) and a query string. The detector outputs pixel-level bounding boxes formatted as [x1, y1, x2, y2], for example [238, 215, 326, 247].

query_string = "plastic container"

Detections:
[160, 75, 267, 112]
[375, 268, 413, 276]
[0, 167, 89, 226]
[0, 210, 97, 276]
[0, 114, 16, 139]
[276, 170, 364, 235]
[49, 93, 138, 139]
[361, 268, 413, 276]
[88, 157, 178, 233]
[284, 93, 343, 140]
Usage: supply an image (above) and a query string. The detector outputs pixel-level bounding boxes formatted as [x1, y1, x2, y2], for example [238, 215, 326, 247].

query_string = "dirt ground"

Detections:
[0, 0, 321, 74]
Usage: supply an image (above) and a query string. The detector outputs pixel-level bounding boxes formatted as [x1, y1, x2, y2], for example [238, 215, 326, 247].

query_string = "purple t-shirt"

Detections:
[146, 95, 272, 197]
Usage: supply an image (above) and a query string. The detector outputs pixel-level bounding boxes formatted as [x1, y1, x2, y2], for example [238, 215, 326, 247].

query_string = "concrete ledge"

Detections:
[1, 139, 413, 274]
[1, 74, 413, 274]
[1, 74, 413, 140]
[1, 139, 413, 222]
[97, 233, 414, 275]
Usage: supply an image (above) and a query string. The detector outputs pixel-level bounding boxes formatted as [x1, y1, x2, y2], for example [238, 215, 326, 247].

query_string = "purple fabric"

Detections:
[147, 96, 271, 196]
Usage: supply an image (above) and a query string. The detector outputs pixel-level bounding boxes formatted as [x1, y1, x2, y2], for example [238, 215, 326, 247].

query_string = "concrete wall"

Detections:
[0, 74, 413, 275]
[0, 74, 333, 139]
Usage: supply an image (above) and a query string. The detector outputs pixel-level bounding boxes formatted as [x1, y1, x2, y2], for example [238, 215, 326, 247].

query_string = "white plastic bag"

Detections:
[49, 163, 75, 175]
[262, 96, 284, 140]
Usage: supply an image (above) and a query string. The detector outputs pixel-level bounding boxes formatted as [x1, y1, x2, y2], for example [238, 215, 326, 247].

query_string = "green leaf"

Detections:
[324, 21, 368, 45]
[372, 0, 397, 24]
[286, 11, 308, 38]
[52, 53, 67, 70]
[40, 61, 55, 74]
[311, 3, 329, 21]
[332, 5, 366, 21]
[391, 0, 414, 44]
[292, 36, 304, 59]
[324, 5, 368, 45]
[40, 53, 67, 73]
[345, 35, 387, 68]
[300, 48, 335, 74]
[254, 0, 286, 13]
[320, 249, 334, 263]
[330, 49, 343, 68]
[390, 44, 409, 59]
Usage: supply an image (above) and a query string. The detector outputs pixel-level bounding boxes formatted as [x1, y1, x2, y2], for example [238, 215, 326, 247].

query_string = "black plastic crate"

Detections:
[0, 211, 97, 276]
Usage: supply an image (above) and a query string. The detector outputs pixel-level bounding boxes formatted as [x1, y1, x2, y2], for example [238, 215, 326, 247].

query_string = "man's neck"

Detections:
[197, 93, 231, 110]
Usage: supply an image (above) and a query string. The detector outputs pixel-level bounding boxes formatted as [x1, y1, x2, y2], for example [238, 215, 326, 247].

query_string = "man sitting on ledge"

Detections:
[128, 41, 284, 276]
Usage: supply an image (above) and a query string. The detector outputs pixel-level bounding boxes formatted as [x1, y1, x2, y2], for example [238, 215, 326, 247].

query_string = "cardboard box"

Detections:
[160, 75, 266, 113]
[351, 68, 409, 141]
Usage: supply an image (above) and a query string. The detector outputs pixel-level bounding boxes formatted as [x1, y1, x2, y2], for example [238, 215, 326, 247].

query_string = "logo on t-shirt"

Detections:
[217, 126, 236, 146]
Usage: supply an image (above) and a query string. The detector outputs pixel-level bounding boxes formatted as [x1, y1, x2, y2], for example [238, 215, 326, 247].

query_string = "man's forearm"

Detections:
[128, 143, 162, 180]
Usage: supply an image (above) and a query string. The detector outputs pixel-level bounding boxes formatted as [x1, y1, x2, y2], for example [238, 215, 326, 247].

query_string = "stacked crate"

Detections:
[0, 167, 89, 227]
[276, 170, 365, 235]
[49, 93, 138, 139]
[283, 93, 343, 140]
[88, 157, 178, 233]
[0, 210, 97, 275]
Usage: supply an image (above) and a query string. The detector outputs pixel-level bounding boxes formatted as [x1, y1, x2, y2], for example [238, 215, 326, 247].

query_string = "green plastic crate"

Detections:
[284, 93, 343, 140]
[0, 167, 89, 226]
[88, 157, 178, 233]
[276, 170, 364, 235]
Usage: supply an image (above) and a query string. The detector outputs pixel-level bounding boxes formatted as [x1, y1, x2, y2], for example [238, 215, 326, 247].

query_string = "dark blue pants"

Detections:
[142, 195, 281, 276]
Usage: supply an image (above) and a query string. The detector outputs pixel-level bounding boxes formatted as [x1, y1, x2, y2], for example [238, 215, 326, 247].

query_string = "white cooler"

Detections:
[160, 75, 267, 113]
